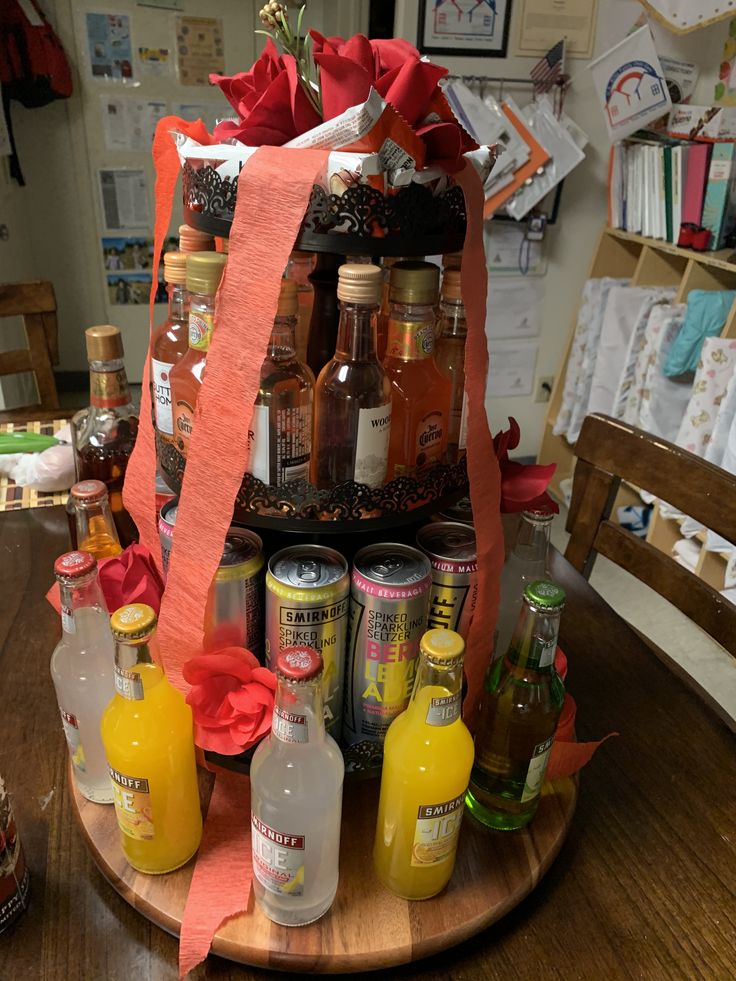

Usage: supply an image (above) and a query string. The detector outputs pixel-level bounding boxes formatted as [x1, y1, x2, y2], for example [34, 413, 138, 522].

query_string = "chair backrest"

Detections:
[565, 413, 736, 657]
[0, 281, 59, 416]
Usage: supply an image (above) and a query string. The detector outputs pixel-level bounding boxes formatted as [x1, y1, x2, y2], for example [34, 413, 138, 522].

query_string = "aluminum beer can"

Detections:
[416, 522, 478, 638]
[265, 545, 350, 739]
[158, 497, 178, 577]
[432, 495, 473, 526]
[207, 529, 265, 661]
[342, 543, 431, 772]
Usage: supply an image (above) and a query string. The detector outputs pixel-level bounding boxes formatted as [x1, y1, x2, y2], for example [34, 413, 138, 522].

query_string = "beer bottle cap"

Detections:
[276, 646, 323, 682]
[85, 325, 123, 362]
[186, 252, 226, 295]
[277, 279, 299, 317]
[524, 580, 566, 611]
[111, 603, 158, 641]
[54, 551, 97, 580]
[389, 260, 439, 304]
[178, 224, 216, 254]
[421, 628, 465, 664]
[71, 479, 107, 502]
[163, 251, 188, 285]
[441, 269, 463, 301]
[337, 263, 382, 304]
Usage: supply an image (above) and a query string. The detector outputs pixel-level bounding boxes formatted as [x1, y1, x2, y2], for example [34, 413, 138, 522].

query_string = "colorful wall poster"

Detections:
[176, 17, 225, 86]
[86, 13, 134, 81]
[716, 20, 736, 107]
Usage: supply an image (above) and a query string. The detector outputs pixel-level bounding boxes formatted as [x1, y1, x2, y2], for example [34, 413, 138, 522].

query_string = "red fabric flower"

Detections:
[493, 417, 559, 514]
[45, 543, 164, 617]
[183, 647, 276, 756]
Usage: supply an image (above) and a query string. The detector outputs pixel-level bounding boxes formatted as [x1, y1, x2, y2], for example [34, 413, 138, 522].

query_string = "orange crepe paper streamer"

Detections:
[155, 145, 329, 693]
[456, 164, 504, 731]
[124, 116, 202, 562]
[179, 772, 253, 978]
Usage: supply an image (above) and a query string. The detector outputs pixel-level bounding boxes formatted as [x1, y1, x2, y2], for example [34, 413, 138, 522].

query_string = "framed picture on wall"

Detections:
[418, 0, 512, 58]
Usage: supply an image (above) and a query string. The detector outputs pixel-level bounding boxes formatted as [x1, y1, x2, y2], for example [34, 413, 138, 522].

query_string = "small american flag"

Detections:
[530, 39, 565, 94]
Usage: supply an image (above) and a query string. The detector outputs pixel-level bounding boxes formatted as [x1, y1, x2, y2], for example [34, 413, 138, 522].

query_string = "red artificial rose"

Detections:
[183, 647, 276, 756]
[493, 417, 559, 514]
[98, 543, 165, 615]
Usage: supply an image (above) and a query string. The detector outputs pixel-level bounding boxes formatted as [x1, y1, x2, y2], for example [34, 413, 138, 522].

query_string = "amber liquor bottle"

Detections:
[151, 252, 189, 482]
[72, 325, 138, 547]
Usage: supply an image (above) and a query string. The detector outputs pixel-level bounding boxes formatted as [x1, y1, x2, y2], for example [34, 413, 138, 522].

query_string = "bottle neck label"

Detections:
[189, 311, 213, 351]
[251, 813, 306, 896]
[114, 665, 144, 700]
[90, 368, 131, 409]
[410, 793, 465, 867]
[387, 319, 434, 361]
[151, 358, 175, 435]
[272, 705, 309, 743]
[425, 690, 461, 726]
[510, 633, 557, 670]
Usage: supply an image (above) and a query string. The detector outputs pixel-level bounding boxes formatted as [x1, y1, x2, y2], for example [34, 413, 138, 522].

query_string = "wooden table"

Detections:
[1, 506, 735, 979]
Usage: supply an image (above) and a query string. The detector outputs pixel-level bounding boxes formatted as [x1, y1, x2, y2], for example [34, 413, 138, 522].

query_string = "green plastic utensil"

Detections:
[0, 432, 63, 454]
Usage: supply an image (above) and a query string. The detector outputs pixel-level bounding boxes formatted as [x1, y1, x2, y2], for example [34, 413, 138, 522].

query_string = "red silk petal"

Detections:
[226, 688, 260, 713]
[370, 37, 419, 73]
[313, 53, 373, 120]
[284, 56, 322, 135]
[193, 723, 246, 756]
[375, 59, 447, 126]
[251, 666, 277, 690]
[341, 34, 376, 78]
[546, 733, 618, 781]
[416, 121, 464, 173]
[182, 651, 257, 686]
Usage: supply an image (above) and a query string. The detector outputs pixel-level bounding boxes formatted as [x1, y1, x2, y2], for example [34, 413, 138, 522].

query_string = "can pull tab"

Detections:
[297, 559, 321, 583]
[372, 557, 404, 579]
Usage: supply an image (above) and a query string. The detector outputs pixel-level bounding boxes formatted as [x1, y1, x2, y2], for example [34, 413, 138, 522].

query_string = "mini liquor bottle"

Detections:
[151, 252, 189, 481]
[494, 509, 553, 661]
[376, 256, 408, 361]
[178, 223, 215, 254]
[51, 551, 116, 804]
[67, 479, 122, 558]
[434, 269, 467, 464]
[250, 647, 344, 926]
[169, 252, 226, 459]
[384, 261, 451, 478]
[101, 604, 202, 874]
[72, 325, 138, 547]
[466, 581, 566, 831]
[312, 264, 391, 489]
[285, 250, 315, 365]
[250, 280, 314, 487]
[373, 629, 474, 900]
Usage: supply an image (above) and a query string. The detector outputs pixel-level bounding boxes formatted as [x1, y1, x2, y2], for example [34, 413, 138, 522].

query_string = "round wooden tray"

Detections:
[71, 769, 577, 973]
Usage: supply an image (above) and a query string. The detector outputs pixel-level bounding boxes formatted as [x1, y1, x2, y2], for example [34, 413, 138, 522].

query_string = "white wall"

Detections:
[395, 0, 725, 456]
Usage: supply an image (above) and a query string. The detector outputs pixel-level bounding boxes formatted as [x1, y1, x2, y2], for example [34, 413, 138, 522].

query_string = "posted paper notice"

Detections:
[98, 169, 150, 230]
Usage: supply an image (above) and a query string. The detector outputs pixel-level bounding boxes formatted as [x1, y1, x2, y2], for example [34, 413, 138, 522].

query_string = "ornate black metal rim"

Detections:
[182, 161, 467, 256]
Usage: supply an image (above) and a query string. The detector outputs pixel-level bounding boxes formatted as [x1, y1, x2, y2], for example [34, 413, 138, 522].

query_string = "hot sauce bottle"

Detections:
[71, 325, 138, 547]
[169, 252, 226, 459]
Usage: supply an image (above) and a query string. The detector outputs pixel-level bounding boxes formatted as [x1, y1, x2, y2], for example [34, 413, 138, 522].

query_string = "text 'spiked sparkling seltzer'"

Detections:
[265, 545, 349, 739]
[416, 521, 477, 638]
[342, 543, 431, 772]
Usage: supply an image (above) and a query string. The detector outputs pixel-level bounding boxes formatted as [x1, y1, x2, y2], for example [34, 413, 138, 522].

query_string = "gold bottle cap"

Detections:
[163, 251, 188, 285]
[277, 278, 299, 317]
[85, 325, 123, 362]
[337, 263, 382, 304]
[179, 224, 216, 254]
[421, 628, 465, 664]
[389, 260, 440, 304]
[441, 269, 463, 301]
[110, 603, 157, 641]
[442, 252, 462, 270]
[187, 252, 227, 295]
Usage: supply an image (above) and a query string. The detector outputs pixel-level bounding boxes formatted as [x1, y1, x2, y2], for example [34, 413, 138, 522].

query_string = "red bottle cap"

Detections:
[276, 646, 323, 682]
[54, 551, 97, 579]
[71, 479, 107, 502]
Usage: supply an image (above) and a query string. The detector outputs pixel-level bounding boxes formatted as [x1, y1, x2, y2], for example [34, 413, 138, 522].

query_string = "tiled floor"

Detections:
[552, 509, 736, 728]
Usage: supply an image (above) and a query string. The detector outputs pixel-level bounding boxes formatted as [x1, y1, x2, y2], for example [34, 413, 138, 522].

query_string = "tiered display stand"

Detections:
[71, 152, 579, 971]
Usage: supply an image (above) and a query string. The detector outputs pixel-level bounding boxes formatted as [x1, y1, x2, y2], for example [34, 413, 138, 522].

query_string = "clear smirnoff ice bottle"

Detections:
[50, 551, 116, 803]
[250, 646, 344, 926]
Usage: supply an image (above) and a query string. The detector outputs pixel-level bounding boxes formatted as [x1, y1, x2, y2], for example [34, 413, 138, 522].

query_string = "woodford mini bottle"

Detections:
[312, 264, 391, 490]
[169, 252, 227, 459]
[466, 581, 566, 831]
[383, 262, 451, 478]
[72, 325, 138, 546]
[250, 647, 344, 926]
[434, 269, 468, 464]
[250, 280, 314, 487]
[151, 252, 189, 479]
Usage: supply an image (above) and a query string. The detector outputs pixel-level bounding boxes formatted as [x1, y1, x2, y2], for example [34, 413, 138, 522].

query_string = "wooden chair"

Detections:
[0, 281, 60, 420]
[565, 413, 736, 659]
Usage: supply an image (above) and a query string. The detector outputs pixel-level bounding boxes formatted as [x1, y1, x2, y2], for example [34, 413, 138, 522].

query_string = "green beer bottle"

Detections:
[465, 580, 565, 831]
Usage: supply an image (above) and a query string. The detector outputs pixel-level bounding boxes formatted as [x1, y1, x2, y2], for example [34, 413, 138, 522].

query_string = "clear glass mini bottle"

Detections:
[373, 629, 474, 900]
[466, 581, 566, 831]
[67, 479, 122, 559]
[250, 280, 314, 486]
[151, 252, 189, 481]
[312, 264, 392, 490]
[72, 325, 138, 547]
[384, 261, 451, 478]
[250, 647, 344, 926]
[170, 251, 227, 459]
[51, 551, 116, 804]
[101, 604, 202, 874]
[285, 250, 315, 365]
[494, 509, 553, 661]
[434, 269, 467, 464]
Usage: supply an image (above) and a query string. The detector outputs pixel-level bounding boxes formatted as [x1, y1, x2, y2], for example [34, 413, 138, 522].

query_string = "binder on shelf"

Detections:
[701, 143, 736, 251]
[681, 142, 712, 227]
